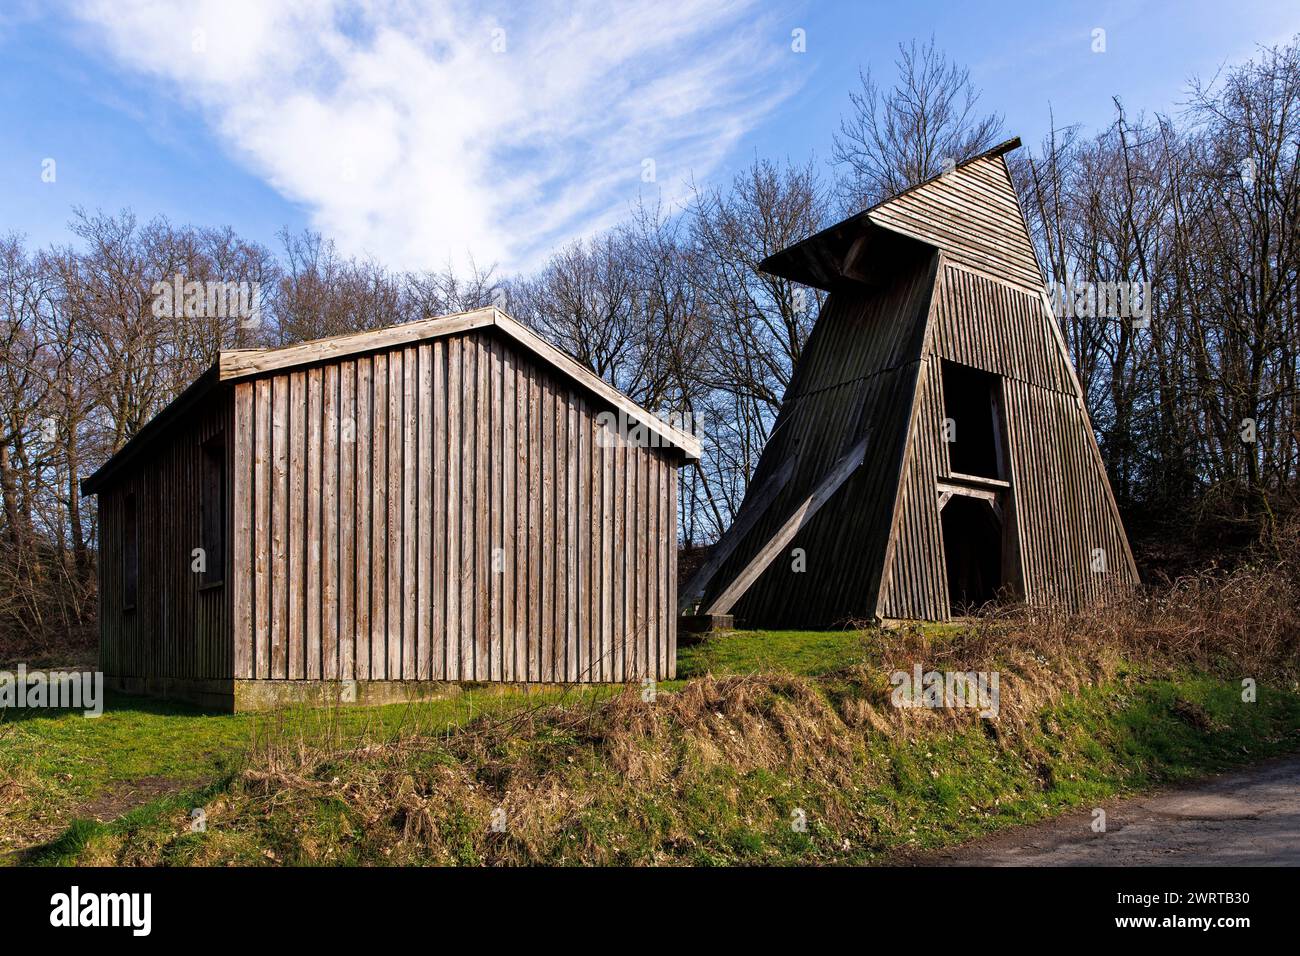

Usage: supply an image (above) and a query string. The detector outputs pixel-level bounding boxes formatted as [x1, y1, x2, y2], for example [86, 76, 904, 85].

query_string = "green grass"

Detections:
[677, 628, 873, 678]
[835, 677, 1300, 859]
[0, 628, 864, 858]
[675, 624, 963, 680]
[1, 629, 835, 831]
[7, 627, 1300, 866]
[36, 671, 1297, 867]
[0, 682, 617, 858]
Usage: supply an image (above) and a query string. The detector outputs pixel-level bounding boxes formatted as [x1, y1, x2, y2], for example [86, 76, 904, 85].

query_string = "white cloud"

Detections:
[69, 0, 799, 273]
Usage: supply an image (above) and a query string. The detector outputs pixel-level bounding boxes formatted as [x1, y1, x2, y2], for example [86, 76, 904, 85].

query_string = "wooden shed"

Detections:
[683, 138, 1138, 628]
[82, 307, 700, 711]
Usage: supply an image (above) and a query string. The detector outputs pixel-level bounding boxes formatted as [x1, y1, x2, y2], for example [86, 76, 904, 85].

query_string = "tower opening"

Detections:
[941, 495, 1002, 614]
[942, 361, 1002, 479]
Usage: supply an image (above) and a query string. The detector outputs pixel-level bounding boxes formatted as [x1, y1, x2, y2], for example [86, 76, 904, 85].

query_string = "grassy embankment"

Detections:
[5, 556, 1298, 866]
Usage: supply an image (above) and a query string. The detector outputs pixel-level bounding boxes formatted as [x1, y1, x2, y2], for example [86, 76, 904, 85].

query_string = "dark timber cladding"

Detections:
[686, 138, 1138, 627]
[83, 307, 700, 710]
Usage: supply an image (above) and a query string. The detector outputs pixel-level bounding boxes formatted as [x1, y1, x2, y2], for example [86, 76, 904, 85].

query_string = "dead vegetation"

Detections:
[89, 534, 1288, 867]
[33, 513, 1297, 867]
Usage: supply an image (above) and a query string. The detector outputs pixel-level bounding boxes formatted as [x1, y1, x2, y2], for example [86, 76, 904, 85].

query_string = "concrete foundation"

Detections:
[107, 674, 238, 711]
[105, 674, 591, 713]
[677, 613, 734, 644]
[678, 613, 734, 632]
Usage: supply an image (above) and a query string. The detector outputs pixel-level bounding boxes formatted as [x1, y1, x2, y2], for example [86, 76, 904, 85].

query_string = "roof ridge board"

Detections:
[758, 138, 1024, 280]
[861, 139, 1022, 218]
[218, 306, 498, 379]
[87, 307, 699, 495]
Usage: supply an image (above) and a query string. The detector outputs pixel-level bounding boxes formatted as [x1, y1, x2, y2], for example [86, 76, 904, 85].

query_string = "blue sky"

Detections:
[3, 1, 1297, 275]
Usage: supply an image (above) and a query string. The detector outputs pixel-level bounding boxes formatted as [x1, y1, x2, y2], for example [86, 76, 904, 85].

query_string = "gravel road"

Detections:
[918, 755, 1300, 866]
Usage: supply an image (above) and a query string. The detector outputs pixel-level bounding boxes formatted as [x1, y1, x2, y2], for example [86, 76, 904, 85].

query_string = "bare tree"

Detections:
[509, 234, 642, 391]
[832, 36, 1004, 210]
[274, 228, 402, 342]
[1016, 37, 1300, 532]
[406, 258, 501, 318]
[686, 156, 828, 537]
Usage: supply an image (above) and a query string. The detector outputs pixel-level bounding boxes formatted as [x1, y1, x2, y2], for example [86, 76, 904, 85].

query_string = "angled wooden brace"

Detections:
[679, 454, 797, 614]
[704, 434, 870, 617]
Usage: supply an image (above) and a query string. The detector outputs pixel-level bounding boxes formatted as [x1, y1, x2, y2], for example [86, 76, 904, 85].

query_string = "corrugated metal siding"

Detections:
[231, 325, 677, 684]
[98, 396, 234, 680]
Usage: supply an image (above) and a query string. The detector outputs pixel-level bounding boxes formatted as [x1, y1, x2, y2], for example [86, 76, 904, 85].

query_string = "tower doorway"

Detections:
[940, 494, 1003, 613]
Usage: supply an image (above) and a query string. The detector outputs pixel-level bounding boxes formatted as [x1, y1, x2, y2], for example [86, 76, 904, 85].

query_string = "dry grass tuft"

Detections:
[81, 529, 1300, 866]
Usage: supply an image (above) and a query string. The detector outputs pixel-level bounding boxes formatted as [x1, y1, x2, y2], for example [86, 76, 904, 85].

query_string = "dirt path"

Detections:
[1, 775, 201, 866]
[917, 755, 1300, 866]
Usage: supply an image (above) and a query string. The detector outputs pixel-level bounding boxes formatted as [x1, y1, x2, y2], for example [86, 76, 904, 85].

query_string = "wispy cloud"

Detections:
[68, 0, 800, 272]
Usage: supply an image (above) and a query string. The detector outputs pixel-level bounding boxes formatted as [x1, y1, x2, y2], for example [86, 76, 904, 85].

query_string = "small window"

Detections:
[123, 493, 138, 610]
[942, 361, 1004, 479]
[201, 434, 225, 586]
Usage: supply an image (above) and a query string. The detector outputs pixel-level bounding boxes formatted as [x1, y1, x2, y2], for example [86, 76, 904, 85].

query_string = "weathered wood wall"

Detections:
[878, 260, 1137, 618]
[231, 325, 679, 684]
[97, 395, 234, 683]
[698, 246, 938, 627]
[697, 144, 1138, 627]
[866, 154, 1044, 290]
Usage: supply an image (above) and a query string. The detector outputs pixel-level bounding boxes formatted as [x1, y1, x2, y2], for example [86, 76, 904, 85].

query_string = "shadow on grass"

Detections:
[18, 775, 237, 867]
[0, 690, 218, 724]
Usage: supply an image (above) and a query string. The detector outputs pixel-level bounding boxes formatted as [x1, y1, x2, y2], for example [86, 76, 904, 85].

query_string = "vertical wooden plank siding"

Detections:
[475, 339, 490, 681]
[433, 340, 447, 678]
[388, 348, 404, 679]
[355, 357, 372, 680]
[502, 348, 516, 681]
[339, 360, 355, 680]
[253, 378, 271, 678]
[700, 249, 939, 628]
[370, 351, 387, 679]
[402, 347, 418, 679]
[701, 147, 1139, 627]
[874, 261, 1135, 617]
[417, 343, 433, 680]
[95, 393, 235, 687]
[445, 338, 461, 679]
[288, 370, 305, 680]
[271, 376, 288, 679]
[868, 260, 1137, 619]
[459, 337, 475, 679]
[233, 382, 253, 679]
[322, 364, 338, 680]
[97, 325, 684, 693]
[305, 367, 322, 680]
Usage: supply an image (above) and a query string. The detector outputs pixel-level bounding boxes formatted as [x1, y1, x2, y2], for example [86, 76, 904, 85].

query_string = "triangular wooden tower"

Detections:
[685, 138, 1138, 627]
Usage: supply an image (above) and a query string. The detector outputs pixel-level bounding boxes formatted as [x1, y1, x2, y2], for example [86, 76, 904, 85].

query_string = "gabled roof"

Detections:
[759, 137, 1035, 290]
[83, 307, 700, 495]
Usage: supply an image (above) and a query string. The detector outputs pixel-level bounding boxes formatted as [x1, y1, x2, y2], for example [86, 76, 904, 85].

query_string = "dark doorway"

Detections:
[941, 495, 1002, 613]
[942, 361, 1002, 478]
